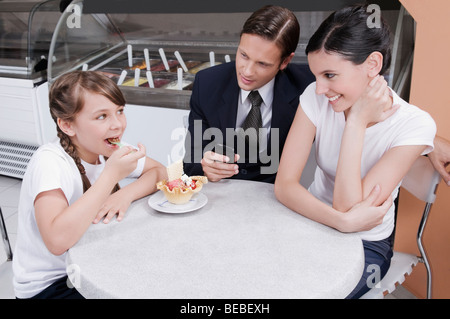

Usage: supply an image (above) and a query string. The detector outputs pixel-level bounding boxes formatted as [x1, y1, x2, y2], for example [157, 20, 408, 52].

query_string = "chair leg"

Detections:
[0, 207, 13, 261]
[417, 203, 433, 299]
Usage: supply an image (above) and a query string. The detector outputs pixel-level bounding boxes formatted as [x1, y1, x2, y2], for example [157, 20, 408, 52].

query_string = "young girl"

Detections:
[274, 5, 436, 298]
[12, 71, 167, 299]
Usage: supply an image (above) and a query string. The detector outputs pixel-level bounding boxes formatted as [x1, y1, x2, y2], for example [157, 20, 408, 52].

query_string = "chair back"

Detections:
[401, 156, 441, 204]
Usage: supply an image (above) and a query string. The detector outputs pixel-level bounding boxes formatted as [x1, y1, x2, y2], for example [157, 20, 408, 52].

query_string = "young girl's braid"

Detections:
[57, 126, 92, 193]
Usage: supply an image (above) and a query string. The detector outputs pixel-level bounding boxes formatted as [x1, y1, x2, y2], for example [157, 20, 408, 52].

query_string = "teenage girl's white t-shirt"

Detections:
[12, 140, 144, 298]
[300, 82, 436, 241]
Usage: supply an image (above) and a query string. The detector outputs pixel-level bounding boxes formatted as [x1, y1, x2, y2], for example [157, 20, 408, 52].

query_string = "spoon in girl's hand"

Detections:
[107, 137, 123, 148]
[109, 138, 140, 154]
[110, 140, 124, 148]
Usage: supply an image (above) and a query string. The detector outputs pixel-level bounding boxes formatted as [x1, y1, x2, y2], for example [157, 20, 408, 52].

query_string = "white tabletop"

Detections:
[66, 179, 364, 299]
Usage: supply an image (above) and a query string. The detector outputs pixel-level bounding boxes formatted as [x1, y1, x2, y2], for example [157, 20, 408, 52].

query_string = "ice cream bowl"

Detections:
[156, 176, 208, 205]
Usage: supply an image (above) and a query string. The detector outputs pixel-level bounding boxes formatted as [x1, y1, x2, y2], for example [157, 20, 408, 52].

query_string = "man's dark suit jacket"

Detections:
[183, 61, 314, 183]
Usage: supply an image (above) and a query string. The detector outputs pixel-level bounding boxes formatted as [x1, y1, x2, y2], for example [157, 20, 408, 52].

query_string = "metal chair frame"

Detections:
[0, 206, 13, 261]
[361, 155, 441, 299]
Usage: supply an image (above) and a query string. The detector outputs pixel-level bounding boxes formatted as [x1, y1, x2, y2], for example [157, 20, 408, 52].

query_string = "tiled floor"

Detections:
[0, 174, 417, 299]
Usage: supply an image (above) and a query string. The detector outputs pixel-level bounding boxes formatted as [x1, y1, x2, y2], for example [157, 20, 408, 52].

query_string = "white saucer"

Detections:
[148, 191, 208, 214]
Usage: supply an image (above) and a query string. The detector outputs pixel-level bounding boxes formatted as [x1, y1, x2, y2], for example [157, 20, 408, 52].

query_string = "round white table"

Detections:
[66, 179, 364, 299]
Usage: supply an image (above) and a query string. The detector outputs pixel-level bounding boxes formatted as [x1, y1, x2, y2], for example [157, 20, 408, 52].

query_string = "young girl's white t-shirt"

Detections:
[12, 140, 144, 298]
[300, 82, 436, 241]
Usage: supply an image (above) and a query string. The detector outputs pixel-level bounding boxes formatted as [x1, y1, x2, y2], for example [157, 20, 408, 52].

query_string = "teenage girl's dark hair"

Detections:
[305, 4, 392, 75]
[241, 5, 300, 62]
[49, 71, 125, 193]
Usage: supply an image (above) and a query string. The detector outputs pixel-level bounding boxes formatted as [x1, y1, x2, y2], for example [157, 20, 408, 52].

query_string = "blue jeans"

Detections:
[17, 276, 84, 299]
[346, 232, 394, 299]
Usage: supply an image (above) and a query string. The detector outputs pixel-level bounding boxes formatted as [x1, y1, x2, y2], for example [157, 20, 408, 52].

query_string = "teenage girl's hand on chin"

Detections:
[104, 143, 146, 182]
[347, 75, 399, 127]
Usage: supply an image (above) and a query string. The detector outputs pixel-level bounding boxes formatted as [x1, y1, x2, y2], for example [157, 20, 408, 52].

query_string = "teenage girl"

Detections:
[12, 71, 167, 298]
[274, 4, 436, 298]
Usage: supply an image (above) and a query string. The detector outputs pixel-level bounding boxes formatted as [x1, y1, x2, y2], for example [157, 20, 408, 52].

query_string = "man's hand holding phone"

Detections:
[201, 144, 240, 182]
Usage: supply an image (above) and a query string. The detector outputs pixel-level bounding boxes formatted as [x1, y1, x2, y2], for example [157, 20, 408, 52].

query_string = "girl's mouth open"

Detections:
[106, 137, 121, 147]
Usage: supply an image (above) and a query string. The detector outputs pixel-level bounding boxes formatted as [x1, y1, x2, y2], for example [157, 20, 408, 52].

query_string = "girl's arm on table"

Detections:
[275, 105, 390, 233]
[95, 151, 167, 223]
[34, 146, 145, 256]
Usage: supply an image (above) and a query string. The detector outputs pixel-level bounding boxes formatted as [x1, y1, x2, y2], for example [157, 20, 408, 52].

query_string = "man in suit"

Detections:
[183, 5, 314, 183]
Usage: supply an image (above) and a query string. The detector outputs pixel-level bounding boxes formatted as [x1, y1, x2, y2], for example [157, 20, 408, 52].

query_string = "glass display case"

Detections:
[0, 0, 62, 82]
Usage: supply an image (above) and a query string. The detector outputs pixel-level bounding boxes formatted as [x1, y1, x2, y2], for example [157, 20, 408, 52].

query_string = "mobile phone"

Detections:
[214, 144, 235, 163]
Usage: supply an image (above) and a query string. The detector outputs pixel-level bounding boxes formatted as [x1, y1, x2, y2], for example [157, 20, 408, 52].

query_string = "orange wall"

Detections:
[397, 0, 450, 299]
